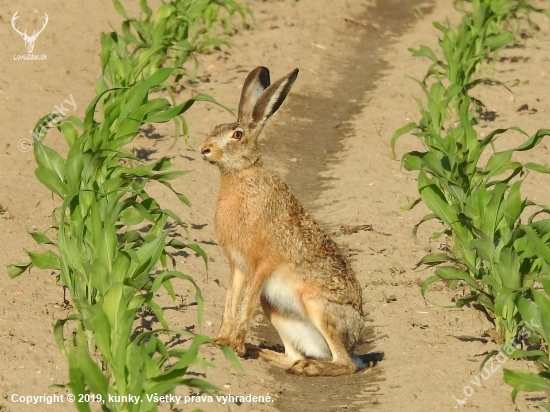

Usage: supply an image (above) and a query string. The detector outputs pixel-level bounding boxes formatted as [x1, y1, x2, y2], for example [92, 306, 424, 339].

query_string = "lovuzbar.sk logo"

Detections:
[11, 11, 48, 60]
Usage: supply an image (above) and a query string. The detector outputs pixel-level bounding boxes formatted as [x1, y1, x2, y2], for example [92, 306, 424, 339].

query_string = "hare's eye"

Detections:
[232, 130, 243, 140]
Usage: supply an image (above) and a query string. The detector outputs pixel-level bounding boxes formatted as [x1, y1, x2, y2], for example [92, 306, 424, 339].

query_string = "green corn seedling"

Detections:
[108, 0, 250, 84]
[97, 0, 249, 143]
[454, 0, 550, 31]
[96, 32, 192, 144]
[406, 9, 513, 124]
[112, 0, 250, 53]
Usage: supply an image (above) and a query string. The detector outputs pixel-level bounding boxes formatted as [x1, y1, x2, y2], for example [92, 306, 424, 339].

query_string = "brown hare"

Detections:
[199, 66, 365, 376]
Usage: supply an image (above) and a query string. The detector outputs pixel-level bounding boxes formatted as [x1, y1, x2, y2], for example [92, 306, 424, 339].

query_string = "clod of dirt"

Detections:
[410, 323, 429, 329]
[517, 103, 538, 114]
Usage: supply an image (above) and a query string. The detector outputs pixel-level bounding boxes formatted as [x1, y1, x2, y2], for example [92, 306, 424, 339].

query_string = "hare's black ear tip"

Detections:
[291, 68, 299, 79]
[257, 66, 271, 87]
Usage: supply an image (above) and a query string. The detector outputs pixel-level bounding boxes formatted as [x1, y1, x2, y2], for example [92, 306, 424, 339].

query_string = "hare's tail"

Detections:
[352, 352, 385, 371]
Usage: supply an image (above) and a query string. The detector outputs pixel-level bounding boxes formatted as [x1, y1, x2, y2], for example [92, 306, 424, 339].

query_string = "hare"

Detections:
[199, 67, 365, 376]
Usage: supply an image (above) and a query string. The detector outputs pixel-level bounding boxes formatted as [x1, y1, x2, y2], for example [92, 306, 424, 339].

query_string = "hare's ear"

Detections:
[238, 67, 271, 122]
[252, 68, 299, 124]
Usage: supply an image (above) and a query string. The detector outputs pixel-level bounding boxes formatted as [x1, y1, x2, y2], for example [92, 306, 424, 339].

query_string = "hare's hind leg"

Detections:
[287, 301, 362, 377]
[258, 301, 305, 369]
[256, 348, 296, 369]
[261, 295, 339, 371]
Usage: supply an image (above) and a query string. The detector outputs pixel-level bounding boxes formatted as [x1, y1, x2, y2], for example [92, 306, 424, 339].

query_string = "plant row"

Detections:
[392, 0, 550, 406]
[8, 1, 249, 411]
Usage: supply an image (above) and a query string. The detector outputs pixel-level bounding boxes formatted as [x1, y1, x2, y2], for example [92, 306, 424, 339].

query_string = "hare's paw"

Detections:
[214, 336, 232, 346]
[214, 336, 246, 357]
[287, 360, 322, 376]
[287, 359, 356, 377]
[231, 341, 247, 357]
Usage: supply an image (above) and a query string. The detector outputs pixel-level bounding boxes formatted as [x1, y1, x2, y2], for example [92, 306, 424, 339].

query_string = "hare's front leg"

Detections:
[215, 261, 246, 345]
[225, 266, 271, 356]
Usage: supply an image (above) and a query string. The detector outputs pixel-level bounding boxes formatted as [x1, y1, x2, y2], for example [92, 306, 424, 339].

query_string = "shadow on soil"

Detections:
[262, 0, 433, 210]
[253, 0, 434, 410]
[254, 319, 385, 411]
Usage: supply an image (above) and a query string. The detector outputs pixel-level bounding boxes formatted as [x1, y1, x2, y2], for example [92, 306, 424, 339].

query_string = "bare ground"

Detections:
[1, 0, 550, 411]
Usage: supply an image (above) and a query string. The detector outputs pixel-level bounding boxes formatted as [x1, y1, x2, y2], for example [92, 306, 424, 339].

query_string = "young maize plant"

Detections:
[97, 0, 248, 144]
[453, 0, 550, 31]
[96, 32, 193, 144]
[107, 0, 250, 86]
[112, 0, 250, 55]
[8, 68, 240, 412]
[405, 5, 514, 124]
[503, 270, 550, 406]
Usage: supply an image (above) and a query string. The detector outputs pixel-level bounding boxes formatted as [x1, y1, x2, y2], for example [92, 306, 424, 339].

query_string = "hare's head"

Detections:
[200, 66, 298, 171]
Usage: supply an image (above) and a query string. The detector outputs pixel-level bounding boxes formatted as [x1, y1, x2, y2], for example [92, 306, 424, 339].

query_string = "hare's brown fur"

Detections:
[200, 67, 364, 376]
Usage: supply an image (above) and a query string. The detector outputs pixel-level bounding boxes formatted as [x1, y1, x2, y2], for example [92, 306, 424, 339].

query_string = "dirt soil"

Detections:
[2, 0, 550, 411]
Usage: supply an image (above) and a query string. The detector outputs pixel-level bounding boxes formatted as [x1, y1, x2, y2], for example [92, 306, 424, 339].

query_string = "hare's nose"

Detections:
[201, 148, 211, 156]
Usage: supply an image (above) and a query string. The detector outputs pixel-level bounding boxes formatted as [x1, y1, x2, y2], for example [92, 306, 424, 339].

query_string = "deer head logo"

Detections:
[11, 11, 49, 54]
